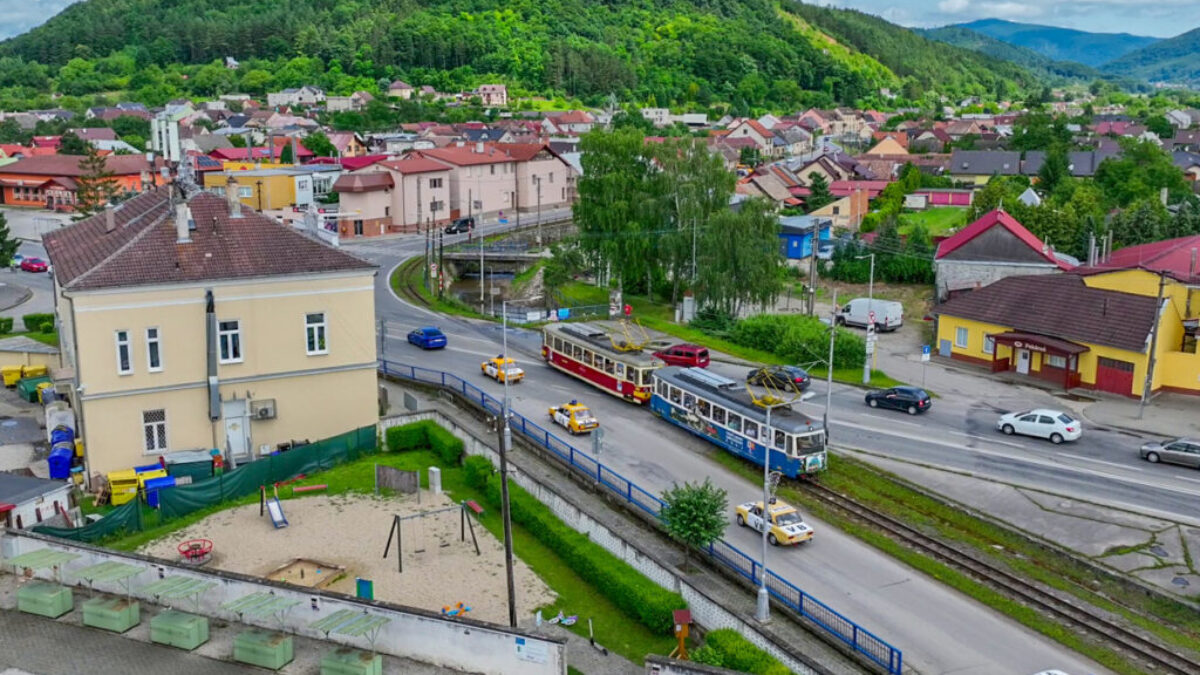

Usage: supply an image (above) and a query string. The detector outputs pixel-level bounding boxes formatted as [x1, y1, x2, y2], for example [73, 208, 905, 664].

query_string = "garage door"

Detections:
[1095, 357, 1136, 395]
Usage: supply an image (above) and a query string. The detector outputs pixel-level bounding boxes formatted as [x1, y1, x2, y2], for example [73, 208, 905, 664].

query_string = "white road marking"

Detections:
[1057, 453, 1143, 471]
[1177, 476, 1200, 484]
[863, 414, 923, 427]
[966, 435, 1026, 449]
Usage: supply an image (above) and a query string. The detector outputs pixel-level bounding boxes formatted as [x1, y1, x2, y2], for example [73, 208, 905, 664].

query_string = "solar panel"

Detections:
[679, 367, 737, 389]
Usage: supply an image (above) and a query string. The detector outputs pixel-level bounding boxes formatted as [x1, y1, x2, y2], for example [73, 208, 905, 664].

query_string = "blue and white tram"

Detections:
[650, 366, 827, 478]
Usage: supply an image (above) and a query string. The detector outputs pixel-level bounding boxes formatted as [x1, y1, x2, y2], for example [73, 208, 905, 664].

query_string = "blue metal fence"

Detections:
[379, 359, 902, 674]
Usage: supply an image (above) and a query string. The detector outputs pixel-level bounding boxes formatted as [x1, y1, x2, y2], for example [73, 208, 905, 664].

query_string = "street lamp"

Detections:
[498, 301, 517, 628]
[532, 175, 543, 248]
[855, 253, 875, 385]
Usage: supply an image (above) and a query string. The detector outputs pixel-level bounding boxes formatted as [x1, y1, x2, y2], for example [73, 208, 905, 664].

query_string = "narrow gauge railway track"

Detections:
[805, 482, 1200, 675]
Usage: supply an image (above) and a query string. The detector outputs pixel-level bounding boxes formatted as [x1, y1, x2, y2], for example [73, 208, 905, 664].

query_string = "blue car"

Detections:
[407, 327, 448, 350]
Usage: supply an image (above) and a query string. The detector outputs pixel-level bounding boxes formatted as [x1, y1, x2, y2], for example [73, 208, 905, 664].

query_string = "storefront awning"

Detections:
[990, 332, 1088, 356]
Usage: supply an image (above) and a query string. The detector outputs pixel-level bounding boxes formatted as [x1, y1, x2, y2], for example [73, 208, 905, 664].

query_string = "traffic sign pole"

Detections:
[921, 345, 931, 389]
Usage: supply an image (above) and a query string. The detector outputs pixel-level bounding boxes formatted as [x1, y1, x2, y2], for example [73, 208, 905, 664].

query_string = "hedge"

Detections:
[729, 313, 864, 370]
[385, 420, 434, 452]
[483, 477, 683, 634]
[703, 629, 790, 675]
[427, 423, 464, 466]
[22, 313, 53, 332]
[463, 455, 492, 490]
[0, 317, 12, 334]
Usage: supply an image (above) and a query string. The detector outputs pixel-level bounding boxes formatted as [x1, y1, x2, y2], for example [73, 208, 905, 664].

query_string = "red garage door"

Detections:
[1095, 357, 1136, 395]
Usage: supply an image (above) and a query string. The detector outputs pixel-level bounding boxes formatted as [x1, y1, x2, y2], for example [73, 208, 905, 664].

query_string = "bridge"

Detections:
[441, 248, 548, 277]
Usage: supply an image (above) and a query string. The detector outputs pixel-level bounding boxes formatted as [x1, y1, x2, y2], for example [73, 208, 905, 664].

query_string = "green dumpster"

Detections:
[234, 628, 294, 670]
[321, 648, 382, 675]
[16, 581, 72, 618]
[151, 609, 210, 650]
[82, 595, 140, 633]
[16, 376, 52, 403]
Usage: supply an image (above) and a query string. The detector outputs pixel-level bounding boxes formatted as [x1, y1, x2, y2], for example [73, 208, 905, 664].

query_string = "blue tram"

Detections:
[650, 366, 827, 478]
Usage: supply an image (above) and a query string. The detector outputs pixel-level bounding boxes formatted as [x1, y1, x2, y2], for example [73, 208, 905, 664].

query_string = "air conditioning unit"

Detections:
[250, 399, 277, 420]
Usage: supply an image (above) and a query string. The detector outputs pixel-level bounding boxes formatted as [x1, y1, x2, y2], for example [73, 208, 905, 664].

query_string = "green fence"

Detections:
[35, 426, 377, 543]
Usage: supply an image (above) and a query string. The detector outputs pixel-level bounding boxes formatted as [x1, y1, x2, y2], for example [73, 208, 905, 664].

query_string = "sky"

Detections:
[0, 0, 1195, 41]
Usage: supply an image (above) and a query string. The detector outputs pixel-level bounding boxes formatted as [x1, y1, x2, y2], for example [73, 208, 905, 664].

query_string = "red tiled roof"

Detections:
[411, 142, 557, 166]
[935, 209, 1070, 269]
[1073, 234, 1200, 282]
[333, 172, 393, 192]
[44, 190, 374, 291]
[830, 180, 890, 198]
[0, 154, 163, 178]
[70, 128, 117, 142]
[304, 155, 388, 172]
[379, 158, 451, 174]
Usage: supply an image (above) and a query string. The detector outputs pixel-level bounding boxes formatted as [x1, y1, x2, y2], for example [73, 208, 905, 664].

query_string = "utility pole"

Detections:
[534, 175, 543, 248]
[857, 253, 875, 385]
[824, 289, 837, 440]
[437, 229, 444, 299]
[378, 318, 385, 363]
[1138, 272, 1167, 419]
[808, 242, 818, 316]
[497, 301, 518, 628]
[756, 402, 785, 623]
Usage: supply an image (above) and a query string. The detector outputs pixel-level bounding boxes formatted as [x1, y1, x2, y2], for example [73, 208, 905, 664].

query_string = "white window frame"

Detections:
[954, 326, 969, 349]
[218, 319, 243, 364]
[1046, 354, 1067, 369]
[237, 186, 252, 198]
[142, 409, 168, 453]
[982, 335, 995, 355]
[146, 327, 163, 372]
[115, 330, 132, 375]
[305, 312, 328, 355]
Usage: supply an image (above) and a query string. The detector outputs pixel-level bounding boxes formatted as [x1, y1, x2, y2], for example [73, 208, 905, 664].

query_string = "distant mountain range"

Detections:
[952, 19, 1159, 68]
[1102, 27, 1200, 84]
[918, 26, 1101, 82]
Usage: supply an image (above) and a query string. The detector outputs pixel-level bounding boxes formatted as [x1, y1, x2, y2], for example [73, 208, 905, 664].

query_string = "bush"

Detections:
[39, 321, 54, 334]
[690, 645, 724, 668]
[0, 317, 12, 334]
[484, 477, 684, 634]
[730, 313, 864, 370]
[22, 313, 53, 332]
[385, 420, 432, 452]
[688, 307, 737, 337]
[704, 629, 790, 675]
[462, 455, 493, 489]
[427, 424, 464, 465]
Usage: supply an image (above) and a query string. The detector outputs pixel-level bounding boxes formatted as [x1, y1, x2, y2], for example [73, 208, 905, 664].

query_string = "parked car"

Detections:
[996, 409, 1081, 444]
[407, 327, 447, 350]
[653, 344, 710, 368]
[1139, 437, 1200, 468]
[864, 386, 931, 415]
[9, 254, 24, 269]
[19, 257, 48, 273]
[549, 400, 599, 435]
[735, 499, 814, 546]
[444, 217, 475, 234]
[482, 355, 524, 383]
[835, 298, 903, 332]
[747, 365, 811, 391]
[816, 240, 835, 261]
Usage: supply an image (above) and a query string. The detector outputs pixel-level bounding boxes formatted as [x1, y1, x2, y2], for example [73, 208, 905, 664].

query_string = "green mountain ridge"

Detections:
[953, 18, 1159, 68]
[1102, 27, 1200, 85]
[919, 26, 1100, 82]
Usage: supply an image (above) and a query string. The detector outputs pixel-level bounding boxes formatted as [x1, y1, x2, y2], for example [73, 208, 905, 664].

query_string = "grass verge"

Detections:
[707, 450, 1200, 672]
[391, 257, 487, 319]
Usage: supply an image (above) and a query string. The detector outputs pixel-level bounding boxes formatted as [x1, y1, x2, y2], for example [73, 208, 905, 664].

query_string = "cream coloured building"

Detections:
[44, 188, 379, 480]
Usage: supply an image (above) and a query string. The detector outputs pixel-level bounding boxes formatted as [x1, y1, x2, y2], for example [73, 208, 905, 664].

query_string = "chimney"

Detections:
[475, 141, 484, 154]
[175, 202, 192, 243]
[225, 176, 242, 218]
[104, 205, 116, 233]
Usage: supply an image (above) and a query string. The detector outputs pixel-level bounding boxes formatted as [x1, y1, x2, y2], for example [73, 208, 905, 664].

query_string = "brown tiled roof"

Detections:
[333, 172, 393, 192]
[378, 158, 450, 174]
[44, 189, 374, 291]
[932, 274, 1158, 352]
[0, 154, 163, 177]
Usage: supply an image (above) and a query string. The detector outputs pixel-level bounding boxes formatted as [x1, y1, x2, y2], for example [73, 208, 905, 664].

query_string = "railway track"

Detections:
[805, 482, 1200, 675]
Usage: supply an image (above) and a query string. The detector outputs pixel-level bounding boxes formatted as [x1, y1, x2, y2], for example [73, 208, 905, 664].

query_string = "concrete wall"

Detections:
[0, 530, 566, 674]
[380, 411, 821, 675]
[935, 260, 1060, 301]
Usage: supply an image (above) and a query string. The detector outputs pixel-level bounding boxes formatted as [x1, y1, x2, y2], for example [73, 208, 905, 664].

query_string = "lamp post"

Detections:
[533, 175, 543, 248]
[855, 253, 875, 385]
[755, 399, 787, 622]
[824, 289, 837, 438]
[498, 301, 517, 627]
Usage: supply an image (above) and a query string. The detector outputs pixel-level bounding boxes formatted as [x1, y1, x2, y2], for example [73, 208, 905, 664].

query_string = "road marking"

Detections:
[1176, 476, 1200, 484]
[966, 435, 1026, 449]
[1056, 453, 1143, 471]
[863, 414, 923, 427]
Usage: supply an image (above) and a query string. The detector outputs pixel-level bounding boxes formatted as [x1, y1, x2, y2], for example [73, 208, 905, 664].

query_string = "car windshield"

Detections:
[426, 330, 444, 338]
[1057, 414, 1074, 424]
[774, 511, 803, 526]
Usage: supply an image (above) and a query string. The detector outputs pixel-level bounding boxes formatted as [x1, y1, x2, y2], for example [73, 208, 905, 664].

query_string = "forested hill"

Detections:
[952, 18, 1159, 68]
[1102, 28, 1200, 85]
[0, 0, 1037, 108]
[919, 26, 1101, 82]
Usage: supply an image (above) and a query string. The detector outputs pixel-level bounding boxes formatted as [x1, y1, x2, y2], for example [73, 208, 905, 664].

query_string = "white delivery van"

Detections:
[835, 298, 904, 332]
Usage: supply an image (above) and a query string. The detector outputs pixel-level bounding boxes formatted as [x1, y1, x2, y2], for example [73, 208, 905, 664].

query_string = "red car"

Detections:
[20, 257, 48, 273]
[653, 343, 711, 368]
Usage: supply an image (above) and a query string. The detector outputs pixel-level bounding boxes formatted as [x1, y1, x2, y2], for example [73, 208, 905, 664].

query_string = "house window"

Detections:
[306, 313, 328, 354]
[983, 336, 995, 355]
[954, 327, 969, 349]
[384, 206, 390, 217]
[490, 165, 496, 175]
[143, 409, 167, 453]
[430, 178, 443, 189]
[1046, 354, 1067, 369]
[549, 172, 554, 184]
[298, 180, 309, 190]
[115, 330, 132, 375]
[146, 327, 162, 372]
[430, 200, 444, 213]
[237, 187, 252, 198]
[218, 320, 242, 363]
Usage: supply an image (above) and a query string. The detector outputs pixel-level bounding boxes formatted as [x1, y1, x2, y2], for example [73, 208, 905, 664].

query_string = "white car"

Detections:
[997, 409, 1081, 444]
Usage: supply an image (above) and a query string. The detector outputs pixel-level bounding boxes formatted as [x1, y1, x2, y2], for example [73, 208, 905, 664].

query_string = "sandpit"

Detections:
[139, 492, 555, 624]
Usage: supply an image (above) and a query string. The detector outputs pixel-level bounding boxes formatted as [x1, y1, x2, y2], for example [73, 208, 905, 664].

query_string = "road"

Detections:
[346, 220, 1121, 675]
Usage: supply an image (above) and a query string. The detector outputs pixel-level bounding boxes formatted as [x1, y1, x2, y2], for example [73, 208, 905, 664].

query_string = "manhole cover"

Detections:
[1150, 545, 1168, 557]
[1172, 577, 1190, 587]
[0, 420, 18, 427]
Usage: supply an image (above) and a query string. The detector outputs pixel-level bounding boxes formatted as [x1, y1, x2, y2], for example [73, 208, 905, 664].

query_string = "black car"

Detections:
[747, 365, 811, 391]
[444, 217, 476, 234]
[864, 386, 931, 415]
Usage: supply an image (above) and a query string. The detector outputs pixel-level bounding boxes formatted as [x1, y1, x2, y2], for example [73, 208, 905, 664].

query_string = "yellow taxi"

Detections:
[481, 355, 525, 383]
[548, 400, 599, 435]
[734, 499, 814, 546]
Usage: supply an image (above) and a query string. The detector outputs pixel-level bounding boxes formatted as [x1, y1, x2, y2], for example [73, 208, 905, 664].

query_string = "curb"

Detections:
[0, 285, 33, 313]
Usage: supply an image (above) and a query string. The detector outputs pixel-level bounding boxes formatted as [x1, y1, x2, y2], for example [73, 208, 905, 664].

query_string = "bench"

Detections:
[465, 500, 484, 515]
[293, 484, 327, 494]
[274, 474, 307, 488]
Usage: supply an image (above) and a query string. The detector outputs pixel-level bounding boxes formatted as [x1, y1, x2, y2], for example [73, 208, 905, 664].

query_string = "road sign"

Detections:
[921, 344, 931, 362]
[868, 310, 876, 324]
[865, 341, 876, 355]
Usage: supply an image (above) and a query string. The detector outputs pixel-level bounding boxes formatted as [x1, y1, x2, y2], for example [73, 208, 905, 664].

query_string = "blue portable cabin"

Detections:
[778, 215, 832, 261]
[650, 366, 827, 478]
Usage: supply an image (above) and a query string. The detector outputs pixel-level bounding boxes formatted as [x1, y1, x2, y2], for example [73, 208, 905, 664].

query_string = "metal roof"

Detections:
[654, 366, 822, 433]
[311, 608, 391, 637]
[76, 560, 144, 584]
[4, 548, 79, 569]
[140, 576, 216, 599]
[223, 592, 301, 617]
[545, 323, 661, 367]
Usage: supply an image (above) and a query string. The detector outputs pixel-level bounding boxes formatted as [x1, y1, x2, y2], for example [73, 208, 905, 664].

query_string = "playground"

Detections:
[138, 491, 555, 624]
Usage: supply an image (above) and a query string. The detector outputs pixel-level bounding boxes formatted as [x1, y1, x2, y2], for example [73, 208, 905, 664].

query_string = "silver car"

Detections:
[1139, 438, 1200, 468]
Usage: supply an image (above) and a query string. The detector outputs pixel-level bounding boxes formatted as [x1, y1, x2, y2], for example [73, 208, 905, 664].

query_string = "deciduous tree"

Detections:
[660, 478, 728, 569]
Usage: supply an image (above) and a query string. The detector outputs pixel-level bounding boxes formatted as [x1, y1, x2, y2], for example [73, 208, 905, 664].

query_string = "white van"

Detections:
[835, 298, 904, 332]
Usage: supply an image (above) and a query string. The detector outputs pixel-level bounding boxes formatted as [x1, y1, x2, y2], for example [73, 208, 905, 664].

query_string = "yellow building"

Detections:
[44, 188, 379, 479]
[933, 269, 1200, 398]
[203, 169, 297, 211]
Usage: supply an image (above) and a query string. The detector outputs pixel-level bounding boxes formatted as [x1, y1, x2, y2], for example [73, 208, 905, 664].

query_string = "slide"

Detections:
[266, 497, 289, 529]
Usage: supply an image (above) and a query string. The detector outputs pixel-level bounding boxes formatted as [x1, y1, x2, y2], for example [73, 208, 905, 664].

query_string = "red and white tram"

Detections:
[541, 323, 662, 404]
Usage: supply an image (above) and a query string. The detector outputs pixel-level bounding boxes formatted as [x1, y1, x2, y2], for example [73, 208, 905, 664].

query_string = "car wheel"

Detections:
[1146, 452, 1160, 463]
[768, 533, 779, 546]
[1050, 433, 1064, 445]
[1002, 424, 1015, 435]
[736, 514, 745, 527]
[868, 399, 878, 408]
[907, 405, 918, 415]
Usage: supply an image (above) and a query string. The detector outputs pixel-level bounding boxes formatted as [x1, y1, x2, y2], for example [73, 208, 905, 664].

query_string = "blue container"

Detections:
[50, 425, 75, 448]
[144, 476, 176, 508]
[134, 463, 162, 474]
[48, 446, 74, 480]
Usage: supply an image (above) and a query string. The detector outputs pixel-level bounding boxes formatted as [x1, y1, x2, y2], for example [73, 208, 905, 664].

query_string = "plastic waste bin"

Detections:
[144, 476, 176, 508]
[48, 446, 74, 480]
[21, 364, 48, 379]
[2, 365, 22, 387]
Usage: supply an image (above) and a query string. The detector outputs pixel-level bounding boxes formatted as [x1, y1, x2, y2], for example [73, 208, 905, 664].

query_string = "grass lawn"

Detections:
[20, 331, 59, 347]
[391, 257, 487, 320]
[97, 447, 674, 665]
[898, 207, 967, 236]
[707, 450, 1200, 674]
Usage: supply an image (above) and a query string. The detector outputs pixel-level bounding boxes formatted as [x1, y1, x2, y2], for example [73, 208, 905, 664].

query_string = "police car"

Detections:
[734, 499, 814, 546]
[481, 355, 525, 384]
[548, 400, 599, 435]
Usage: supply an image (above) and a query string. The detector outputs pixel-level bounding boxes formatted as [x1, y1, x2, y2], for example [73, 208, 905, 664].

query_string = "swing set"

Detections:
[381, 502, 481, 573]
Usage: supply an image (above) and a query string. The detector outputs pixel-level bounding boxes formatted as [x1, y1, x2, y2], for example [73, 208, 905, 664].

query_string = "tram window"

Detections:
[572, 344, 582, 359]
[626, 368, 636, 382]
[727, 413, 741, 432]
[682, 393, 695, 408]
[669, 386, 681, 404]
[775, 429, 785, 449]
[796, 434, 820, 451]
[657, 380, 667, 397]
[641, 369, 653, 385]
[583, 350, 594, 366]
[554, 338, 563, 352]
[698, 400, 710, 417]
[604, 358, 615, 374]
[786, 435, 795, 456]
[712, 407, 726, 425]
[744, 420, 758, 439]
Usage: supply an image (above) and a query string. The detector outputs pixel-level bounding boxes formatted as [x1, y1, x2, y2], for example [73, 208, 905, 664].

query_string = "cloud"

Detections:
[0, 0, 77, 40]
[938, 0, 970, 13]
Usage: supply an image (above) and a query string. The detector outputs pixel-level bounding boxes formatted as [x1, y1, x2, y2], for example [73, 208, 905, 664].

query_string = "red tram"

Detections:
[541, 323, 663, 404]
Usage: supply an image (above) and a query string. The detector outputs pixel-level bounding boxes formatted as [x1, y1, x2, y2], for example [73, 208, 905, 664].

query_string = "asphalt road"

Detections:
[1, 240, 55, 320]
[348, 223, 1120, 675]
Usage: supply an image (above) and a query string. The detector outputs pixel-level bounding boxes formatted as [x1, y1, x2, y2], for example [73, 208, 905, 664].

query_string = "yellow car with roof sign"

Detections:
[549, 400, 599, 435]
[735, 498, 814, 546]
